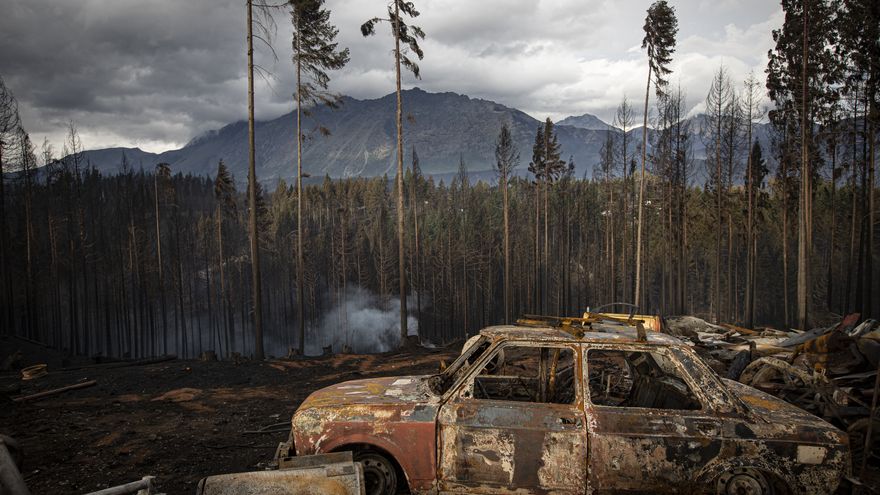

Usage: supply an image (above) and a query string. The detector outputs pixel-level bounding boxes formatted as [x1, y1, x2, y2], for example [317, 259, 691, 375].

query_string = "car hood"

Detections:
[298, 375, 434, 409]
[723, 379, 848, 444]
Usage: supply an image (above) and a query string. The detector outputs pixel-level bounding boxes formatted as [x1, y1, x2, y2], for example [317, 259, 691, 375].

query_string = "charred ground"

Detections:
[0, 336, 458, 494]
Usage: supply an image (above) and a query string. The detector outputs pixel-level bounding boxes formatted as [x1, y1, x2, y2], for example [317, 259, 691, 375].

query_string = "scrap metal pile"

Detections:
[665, 314, 880, 484]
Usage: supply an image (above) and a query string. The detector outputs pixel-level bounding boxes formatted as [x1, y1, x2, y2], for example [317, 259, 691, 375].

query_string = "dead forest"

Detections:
[0, 0, 877, 362]
[0, 112, 876, 360]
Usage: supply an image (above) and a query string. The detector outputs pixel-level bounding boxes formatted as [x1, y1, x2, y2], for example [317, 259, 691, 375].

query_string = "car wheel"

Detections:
[355, 450, 398, 495]
[716, 467, 772, 495]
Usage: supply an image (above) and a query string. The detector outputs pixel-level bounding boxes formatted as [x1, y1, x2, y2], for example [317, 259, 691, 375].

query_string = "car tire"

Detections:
[716, 467, 772, 495]
[355, 450, 398, 495]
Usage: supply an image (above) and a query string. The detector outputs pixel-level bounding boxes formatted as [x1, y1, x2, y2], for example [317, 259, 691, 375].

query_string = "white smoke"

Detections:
[306, 286, 419, 356]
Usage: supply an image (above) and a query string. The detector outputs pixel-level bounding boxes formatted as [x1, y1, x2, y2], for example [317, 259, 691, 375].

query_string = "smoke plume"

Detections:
[305, 286, 419, 356]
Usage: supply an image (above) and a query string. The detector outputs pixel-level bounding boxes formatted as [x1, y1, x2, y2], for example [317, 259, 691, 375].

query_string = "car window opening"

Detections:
[472, 345, 577, 405]
[587, 349, 701, 411]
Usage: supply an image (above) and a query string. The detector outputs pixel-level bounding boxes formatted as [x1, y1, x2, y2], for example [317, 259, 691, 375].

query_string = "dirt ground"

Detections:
[1, 336, 458, 494]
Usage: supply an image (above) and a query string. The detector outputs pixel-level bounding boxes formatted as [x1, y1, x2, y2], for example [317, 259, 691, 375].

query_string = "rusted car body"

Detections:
[280, 320, 850, 494]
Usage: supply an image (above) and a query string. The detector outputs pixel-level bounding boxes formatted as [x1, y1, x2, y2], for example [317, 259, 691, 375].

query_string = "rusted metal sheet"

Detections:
[197, 454, 365, 495]
[437, 396, 587, 493]
[84, 476, 157, 495]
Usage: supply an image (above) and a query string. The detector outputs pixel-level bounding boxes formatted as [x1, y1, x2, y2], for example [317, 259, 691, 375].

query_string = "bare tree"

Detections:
[155, 162, 171, 353]
[0, 76, 20, 334]
[614, 97, 635, 301]
[244, 0, 287, 358]
[598, 131, 617, 303]
[704, 66, 732, 324]
[742, 71, 766, 328]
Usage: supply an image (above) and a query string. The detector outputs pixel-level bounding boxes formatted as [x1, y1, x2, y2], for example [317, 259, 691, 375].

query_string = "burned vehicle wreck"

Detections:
[278, 315, 850, 494]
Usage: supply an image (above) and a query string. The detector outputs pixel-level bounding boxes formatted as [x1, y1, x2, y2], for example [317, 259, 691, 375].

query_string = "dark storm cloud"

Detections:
[0, 0, 781, 153]
[1, 0, 256, 151]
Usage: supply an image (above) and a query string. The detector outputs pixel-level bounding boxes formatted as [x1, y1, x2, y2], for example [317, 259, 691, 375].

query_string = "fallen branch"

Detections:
[59, 355, 176, 372]
[12, 380, 96, 403]
[243, 421, 290, 435]
[9, 334, 51, 349]
[200, 442, 273, 450]
[243, 428, 290, 435]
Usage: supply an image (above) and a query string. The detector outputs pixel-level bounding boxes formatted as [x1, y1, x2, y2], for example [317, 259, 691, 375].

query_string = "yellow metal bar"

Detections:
[516, 312, 662, 338]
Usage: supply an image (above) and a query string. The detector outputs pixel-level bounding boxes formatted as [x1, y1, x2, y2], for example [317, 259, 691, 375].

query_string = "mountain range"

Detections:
[74, 88, 773, 184]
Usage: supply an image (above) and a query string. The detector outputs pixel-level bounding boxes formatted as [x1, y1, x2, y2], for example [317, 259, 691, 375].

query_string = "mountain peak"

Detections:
[557, 113, 612, 131]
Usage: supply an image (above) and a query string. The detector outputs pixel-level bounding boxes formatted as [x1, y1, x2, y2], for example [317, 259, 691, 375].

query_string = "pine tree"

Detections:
[528, 119, 565, 313]
[213, 160, 236, 357]
[840, 0, 878, 322]
[636, 0, 677, 310]
[409, 146, 422, 324]
[529, 126, 545, 311]
[362, 0, 425, 347]
[495, 123, 519, 323]
[292, 0, 349, 355]
[767, 0, 843, 329]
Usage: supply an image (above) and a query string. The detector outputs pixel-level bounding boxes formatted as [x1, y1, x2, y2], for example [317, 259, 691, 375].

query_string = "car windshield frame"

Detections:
[428, 335, 491, 395]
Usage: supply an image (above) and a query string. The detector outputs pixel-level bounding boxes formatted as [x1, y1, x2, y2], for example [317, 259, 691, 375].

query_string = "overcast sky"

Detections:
[0, 0, 782, 154]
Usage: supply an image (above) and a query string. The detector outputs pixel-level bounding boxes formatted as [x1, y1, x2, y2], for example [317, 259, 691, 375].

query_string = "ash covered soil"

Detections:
[1, 338, 458, 494]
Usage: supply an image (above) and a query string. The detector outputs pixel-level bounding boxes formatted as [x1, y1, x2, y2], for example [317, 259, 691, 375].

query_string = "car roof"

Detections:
[479, 324, 684, 346]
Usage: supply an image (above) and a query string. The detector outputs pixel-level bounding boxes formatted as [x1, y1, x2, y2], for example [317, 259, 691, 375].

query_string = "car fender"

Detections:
[322, 431, 434, 490]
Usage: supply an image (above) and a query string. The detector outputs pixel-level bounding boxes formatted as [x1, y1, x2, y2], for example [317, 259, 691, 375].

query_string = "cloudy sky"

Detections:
[0, 0, 781, 154]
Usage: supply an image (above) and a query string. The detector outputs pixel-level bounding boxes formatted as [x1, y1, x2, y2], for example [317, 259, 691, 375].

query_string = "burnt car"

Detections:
[279, 317, 850, 495]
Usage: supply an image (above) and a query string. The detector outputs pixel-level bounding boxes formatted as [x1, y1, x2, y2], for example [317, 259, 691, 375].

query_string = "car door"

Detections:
[437, 342, 587, 494]
[583, 345, 723, 494]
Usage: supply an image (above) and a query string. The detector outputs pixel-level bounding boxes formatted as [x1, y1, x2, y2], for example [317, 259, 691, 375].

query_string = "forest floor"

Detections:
[0, 336, 459, 494]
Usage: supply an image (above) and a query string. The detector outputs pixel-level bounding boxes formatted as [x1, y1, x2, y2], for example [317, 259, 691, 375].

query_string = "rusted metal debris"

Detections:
[198, 451, 364, 495]
[669, 314, 880, 488]
[279, 317, 852, 495]
[84, 476, 159, 495]
[19, 364, 47, 381]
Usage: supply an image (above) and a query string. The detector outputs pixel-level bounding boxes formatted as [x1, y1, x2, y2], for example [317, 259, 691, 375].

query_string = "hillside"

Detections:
[73, 88, 772, 183]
